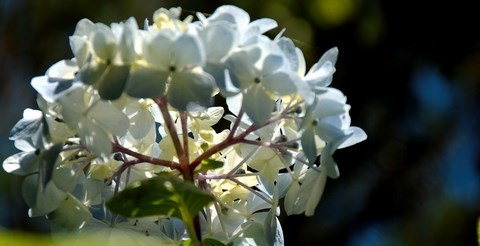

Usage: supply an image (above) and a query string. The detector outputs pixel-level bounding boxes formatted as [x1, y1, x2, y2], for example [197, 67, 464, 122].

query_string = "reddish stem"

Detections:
[155, 97, 185, 162]
[112, 143, 181, 172]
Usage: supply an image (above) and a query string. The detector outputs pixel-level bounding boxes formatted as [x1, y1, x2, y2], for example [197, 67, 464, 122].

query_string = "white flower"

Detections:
[188, 106, 229, 147]
[284, 163, 327, 216]
[31, 59, 81, 103]
[151, 7, 191, 31]
[123, 98, 158, 140]
[300, 88, 366, 178]
[71, 17, 139, 100]
[58, 86, 129, 160]
[242, 145, 285, 182]
[276, 37, 339, 105]
[203, 5, 277, 45]
[126, 29, 214, 111]
[225, 41, 297, 125]
[197, 5, 280, 100]
[300, 47, 339, 104]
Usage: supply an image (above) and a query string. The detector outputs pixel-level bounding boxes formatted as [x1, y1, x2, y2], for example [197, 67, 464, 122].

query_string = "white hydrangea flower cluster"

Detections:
[3, 5, 366, 245]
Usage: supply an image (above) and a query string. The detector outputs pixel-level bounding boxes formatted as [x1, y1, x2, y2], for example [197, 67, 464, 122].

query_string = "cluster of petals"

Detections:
[3, 5, 366, 245]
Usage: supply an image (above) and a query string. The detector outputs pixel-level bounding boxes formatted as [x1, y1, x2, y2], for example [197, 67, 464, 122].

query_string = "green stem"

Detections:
[183, 213, 202, 245]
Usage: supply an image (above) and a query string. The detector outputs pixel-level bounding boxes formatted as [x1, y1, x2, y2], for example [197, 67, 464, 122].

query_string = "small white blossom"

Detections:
[58, 86, 129, 160]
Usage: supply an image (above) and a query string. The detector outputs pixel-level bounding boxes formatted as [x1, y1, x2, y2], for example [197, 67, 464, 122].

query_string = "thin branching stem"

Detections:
[229, 177, 273, 205]
[155, 96, 185, 164]
[180, 112, 190, 164]
[112, 142, 181, 171]
[189, 111, 286, 172]
[227, 109, 244, 139]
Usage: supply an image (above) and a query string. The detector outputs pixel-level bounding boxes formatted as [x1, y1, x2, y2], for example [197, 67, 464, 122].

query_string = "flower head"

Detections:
[3, 4, 367, 244]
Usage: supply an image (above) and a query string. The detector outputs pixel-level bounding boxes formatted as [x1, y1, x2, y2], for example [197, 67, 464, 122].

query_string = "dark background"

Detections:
[1, 0, 479, 245]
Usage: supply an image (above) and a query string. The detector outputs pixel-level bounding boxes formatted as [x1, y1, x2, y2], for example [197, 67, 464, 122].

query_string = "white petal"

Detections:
[276, 37, 299, 72]
[263, 72, 297, 96]
[276, 173, 293, 198]
[218, 68, 242, 97]
[317, 47, 339, 68]
[248, 18, 277, 34]
[73, 18, 95, 37]
[49, 194, 92, 231]
[320, 144, 340, 178]
[168, 72, 214, 111]
[261, 54, 283, 75]
[78, 119, 112, 160]
[23, 175, 67, 217]
[209, 5, 250, 33]
[46, 59, 78, 80]
[96, 64, 130, 100]
[23, 108, 42, 120]
[77, 57, 108, 86]
[202, 106, 225, 126]
[91, 23, 117, 60]
[200, 22, 236, 62]
[14, 139, 36, 152]
[143, 31, 174, 70]
[304, 167, 327, 216]
[58, 87, 87, 130]
[52, 166, 76, 192]
[243, 85, 274, 125]
[301, 128, 317, 164]
[305, 47, 338, 88]
[312, 88, 347, 117]
[226, 51, 256, 89]
[296, 80, 314, 105]
[118, 17, 138, 64]
[3, 152, 37, 175]
[338, 126, 367, 149]
[174, 34, 205, 69]
[127, 105, 155, 140]
[125, 67, 169, 99]
[226, 92, 243, 116]
[89, 100, 129, 136]
[69, 36, 89, 67]
[296, 48, 306, 76]
[284, 181, 301, 215]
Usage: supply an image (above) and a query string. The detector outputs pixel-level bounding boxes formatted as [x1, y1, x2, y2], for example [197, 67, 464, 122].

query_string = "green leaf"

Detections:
[198, 159, 224, 172]
[203, 238, 226, 246]
[106, 173, 214, 221]
[180, 239, 192, 246]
